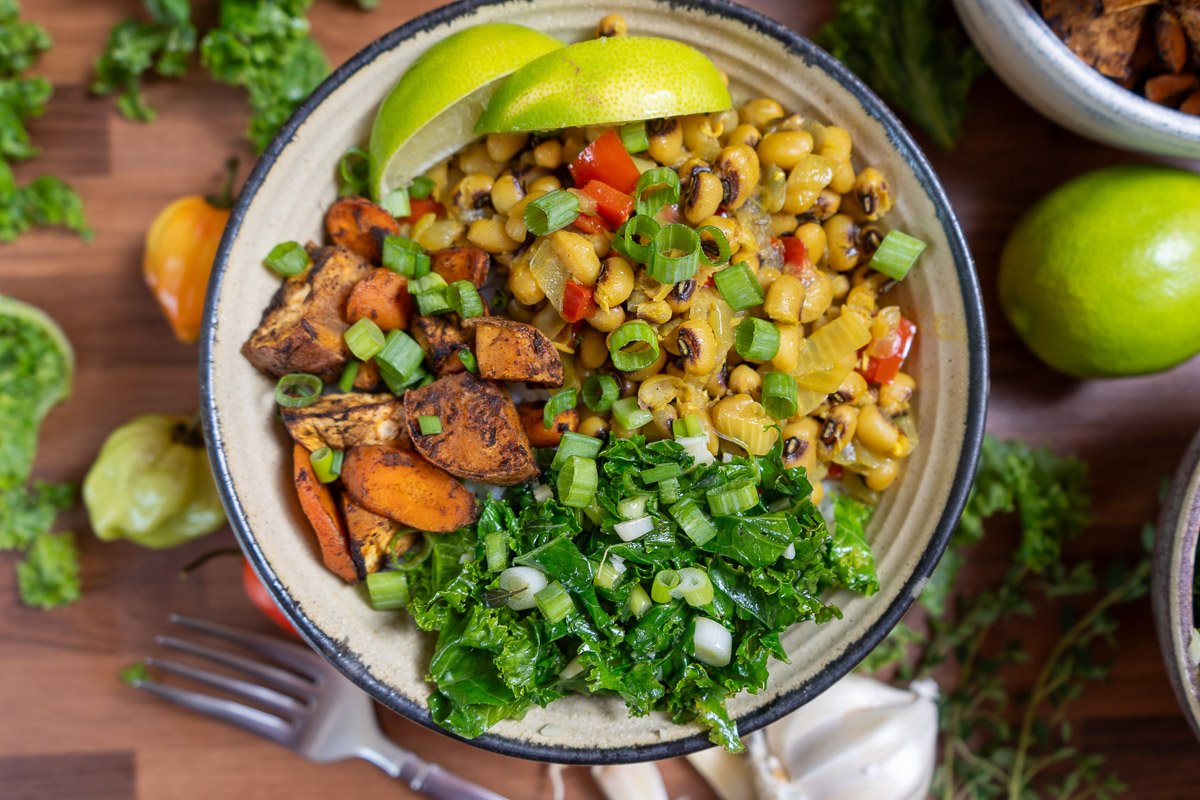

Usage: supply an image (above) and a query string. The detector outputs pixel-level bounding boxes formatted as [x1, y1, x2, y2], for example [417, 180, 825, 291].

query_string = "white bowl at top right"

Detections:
[952, 0, 1200, 157]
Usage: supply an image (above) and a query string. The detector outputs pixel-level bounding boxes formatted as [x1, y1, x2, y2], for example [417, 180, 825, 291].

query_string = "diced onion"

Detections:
[499, 566, 547, 611]
[559, 657, 586, 680]
[782, 543, 796, 560]
[693, 617, 733, 667]
[676, 434, 716, 466]
[618, 495, 649, 520]
[614, 515, 654, 542]
[533, 483, 554, 503]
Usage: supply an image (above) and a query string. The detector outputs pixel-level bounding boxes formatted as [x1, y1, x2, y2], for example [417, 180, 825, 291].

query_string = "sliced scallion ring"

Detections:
[309, 446, 342, 483]
[634, 168, 681, 217]
[263, 241, 309, 277]
[344, 318, 385, 361]
[696, 225, 732, 267]
[582, 374, 619, 412]
[620, 121, 649, 153]
[613, 214, 660, 264]
[669, 497, 718, 546]
[762, 370, 798, 420]
[338, 147, 369, 197]
[612, 396, 652, 430]
[544, 388, 577, 429]
[647, 223, 700, 283]
[706, 479, 760, 516]
[608, 320, 659, 372]
[734, 317, 781, 362]
[275, 373, 322, 408]
[870, 229, 927, 281]
[366, 571, 409, 610]
[713, 262, 764, 311]
[673, 567, 714, 606]
[525, 189, 580, 236]
[651, 569, 681, 603]
[557, 455, 598, 508]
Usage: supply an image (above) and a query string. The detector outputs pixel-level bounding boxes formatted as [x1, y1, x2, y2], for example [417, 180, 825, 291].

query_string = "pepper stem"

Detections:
[179, 547, 242, 578]
[206, 157, 240, 210]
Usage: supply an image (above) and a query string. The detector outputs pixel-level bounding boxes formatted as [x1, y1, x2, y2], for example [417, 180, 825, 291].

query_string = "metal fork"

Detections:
[129, 614, 509, 800]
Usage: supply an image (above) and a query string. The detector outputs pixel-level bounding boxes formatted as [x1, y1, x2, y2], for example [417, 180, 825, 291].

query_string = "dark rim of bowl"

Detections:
[200, 0, 988, 765]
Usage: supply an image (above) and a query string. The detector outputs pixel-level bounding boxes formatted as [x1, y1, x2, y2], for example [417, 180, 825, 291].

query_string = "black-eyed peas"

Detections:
[532, 138, 564, 169]
[449, 173, 494, 222]
[739, 98, 785, 129]
[756, 130, 815, 171]
[782, 418, 821, 472]
[728, 364, 761, 396]
[467, 217, 521, 253]
[486, 132, 528, 163]
[596, 12, 626, 37]
[683, 170, 724, 224]
[764, 274, 805, 324]
[818, 403, 859, 460]
[676, 319, 718, 375]
[490, 172, 525, 214]
[856, 403, 901, 456]
[878, 373, 916, 416]
[715, 145, 761, 210]
[594, 256, 635, 309]
[647, 118, 684, 165]
[725, 123, 762, 149]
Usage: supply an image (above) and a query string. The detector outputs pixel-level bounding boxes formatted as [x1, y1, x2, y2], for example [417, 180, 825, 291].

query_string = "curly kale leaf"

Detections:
[16, 529, 80, 609]
[91, 0, 197, 122]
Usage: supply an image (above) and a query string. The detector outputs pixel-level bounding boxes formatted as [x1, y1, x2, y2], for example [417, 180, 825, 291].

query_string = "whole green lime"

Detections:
[999, 165, 1200, 377]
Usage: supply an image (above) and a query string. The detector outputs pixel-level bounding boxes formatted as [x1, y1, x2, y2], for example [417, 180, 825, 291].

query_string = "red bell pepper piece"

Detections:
[400, 197, 443, 224]
[572, 213, 610, 235]
[862, 317, 917, 384]
[569, 130, 640, 194]
[561, 279, 598, 323]
[579, 180, 634, 227]
[241, 560, 298, 637]
[827, 464, 844, 480]
[781, 236, 811, 275]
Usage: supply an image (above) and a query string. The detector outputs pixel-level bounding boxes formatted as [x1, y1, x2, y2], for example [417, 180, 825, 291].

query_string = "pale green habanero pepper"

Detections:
[83, 415, 225, 549]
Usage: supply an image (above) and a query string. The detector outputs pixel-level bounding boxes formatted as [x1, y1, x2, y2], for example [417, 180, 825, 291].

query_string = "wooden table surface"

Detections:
[4, 0, 1200, 798]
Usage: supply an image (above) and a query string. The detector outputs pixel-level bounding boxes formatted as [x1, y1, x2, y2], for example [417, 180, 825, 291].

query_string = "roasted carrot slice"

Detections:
[518, 402, 578, 447]
[292, 443, 357, 583]
[341, 445, 478, 533]
[432, 246, 491, 288]
[345, 268, 413, 331]
[324, 197, 400, 265]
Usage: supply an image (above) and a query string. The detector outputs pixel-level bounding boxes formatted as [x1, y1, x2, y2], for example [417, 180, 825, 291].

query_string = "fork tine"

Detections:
[146, 656, 311, 718]
[130, 675, 296, 745]
[168, 614, 323, 678]
[154, 635, 316, 697]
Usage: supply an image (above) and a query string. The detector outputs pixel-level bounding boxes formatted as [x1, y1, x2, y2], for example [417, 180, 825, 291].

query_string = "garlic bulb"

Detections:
[749, 674, 939, 800]
[687, 746, 757, 800]
[591, 762, 668, 800]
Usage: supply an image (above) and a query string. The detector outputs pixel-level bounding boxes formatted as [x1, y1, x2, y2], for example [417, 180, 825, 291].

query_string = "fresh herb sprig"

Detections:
[864, 437, 1149, 799]
[0, 0, 91, 242]
[90, 0, 197, 122]
[818, 0, 986, 150]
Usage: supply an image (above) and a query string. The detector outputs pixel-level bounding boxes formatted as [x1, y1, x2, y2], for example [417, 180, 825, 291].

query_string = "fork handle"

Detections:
[358, 741, 510, 800]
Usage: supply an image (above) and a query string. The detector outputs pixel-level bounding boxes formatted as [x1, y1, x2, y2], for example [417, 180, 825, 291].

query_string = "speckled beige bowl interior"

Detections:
[202, 0, 987, 763]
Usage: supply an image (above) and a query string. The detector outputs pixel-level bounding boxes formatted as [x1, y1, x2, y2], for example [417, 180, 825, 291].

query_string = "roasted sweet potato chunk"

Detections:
[518, 402, 579, 447]
[293, 444, 357, 583]
[281, 392, 408, 452]
[404, 372, 539, 486]
[471, 317, 563, 386]
[342, 496, 414, 578]
[411, 314, 471, 375]
[242, 245, 370, 380]
[353, 359, 381, 391]
[324, 197, 400, 265]
[341, 445, 477, 533]
[1146, 71, 1200, 103]
[1044, 0, 1148, 79]
[432, 246, 490, 288]
[1156, 9, 1190, 74]
[345, 268, 413, 331]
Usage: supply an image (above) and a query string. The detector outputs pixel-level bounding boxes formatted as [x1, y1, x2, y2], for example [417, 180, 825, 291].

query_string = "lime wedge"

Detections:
[475, 36, 731, 133]
[368, 23, 563, 201]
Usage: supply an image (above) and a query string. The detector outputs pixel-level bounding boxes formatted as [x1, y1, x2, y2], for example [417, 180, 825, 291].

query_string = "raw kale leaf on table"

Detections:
[396, 436, 877, 751]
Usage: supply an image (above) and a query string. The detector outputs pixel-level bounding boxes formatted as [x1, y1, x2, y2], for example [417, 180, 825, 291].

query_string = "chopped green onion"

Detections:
[264, 241, 309, 277]
[763, 370, 798, 420]
[544, 388, 578, 429]
[309, 447, 342, 483]
[735, 317, 781, 361]
[366, 571, 409, 610]
[612, 396, 653, 430]
[647, 223, 700, 283]
[344, 318, 386, 361]
[409, 175, 435, 200]
[669, 497, 717, 546]
[870, 229, 927, 281]
[381, 186, 411, 218]
[673, 415, 704, 439]
[557, 456, 598, 508]
[417, 415, 442, 435]
[706, 479, 760, 515]
[608, 320, 660, 372]
[618, 495, 648, 520]
[658, 476, 681, 504]
[458, 350, 478, 374]
[338, 147, 369, 196]
[375, 330, 424, 394]
[552, 431, 602, 471]
[651, 569, 681, 603]
[627, 584, 652, 618]
[593, 557, 625, 590]
[582, 374, 619, 412]
[499, 566, 547, 610]
[490, 289, 509, 313]
[447, 280, 485, 319]
[641, 462, 683, 484]
[620, 121, 649, 153]
[274, 373, 322, 408]
[525, 190, 580, 236]
[484, 532, 508, 572]
[416, 287, 452, 315]
[634, 168, 681, 218]
[693, 617, 732, 666]
[674, 567, 714, 607]
[713, 262, 764, 311]
[535, 581, 575, 623]
[382, 236, 430, 278]
[337, 361, 360, 393]
[612, 214, 659, 263]
[697, 225, 732, 267]
[614, 515, 654, 541]
[408, 272, 448, 295]
[414, 370, 435, 388]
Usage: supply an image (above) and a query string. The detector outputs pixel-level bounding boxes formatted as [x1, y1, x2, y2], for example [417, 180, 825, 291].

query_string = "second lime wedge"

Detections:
[368, 23, 563, 200]
[475, 36, 732, 133]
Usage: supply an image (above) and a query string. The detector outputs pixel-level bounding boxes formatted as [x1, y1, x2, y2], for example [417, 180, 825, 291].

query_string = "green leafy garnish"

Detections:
[90, 0, 197, 122]
[0, 481, 74, 550]
[16, 529, 81, 609]
[863, 436, 1148, 798]
[0, 0, 90, 242]
[120, 662, 152, 685]
[387, 436, 876, 751]
[818, 0, 986, 150]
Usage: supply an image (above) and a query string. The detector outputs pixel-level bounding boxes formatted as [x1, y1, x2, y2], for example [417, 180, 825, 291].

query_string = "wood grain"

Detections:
[2, 0, 1200, 798]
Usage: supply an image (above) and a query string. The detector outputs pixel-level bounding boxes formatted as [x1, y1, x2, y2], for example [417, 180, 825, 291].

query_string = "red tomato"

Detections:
[241, 560, 299, 637]
[862, 317, 917, 384]
[571, 213, 610, 235]
[561, 280, 598, 323]
[569, 130, 640, 194]
[579, 180, 633, 227]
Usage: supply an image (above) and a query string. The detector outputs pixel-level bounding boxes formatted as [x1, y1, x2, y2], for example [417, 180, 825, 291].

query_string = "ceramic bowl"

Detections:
[200, 0, 988, 763]
[953, 0, 1200, 158]
[1152, 429, 1200, 742]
